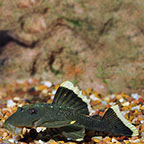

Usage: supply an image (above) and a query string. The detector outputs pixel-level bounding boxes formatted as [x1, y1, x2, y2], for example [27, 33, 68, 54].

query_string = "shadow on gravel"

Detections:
[0, 30, 37, 53]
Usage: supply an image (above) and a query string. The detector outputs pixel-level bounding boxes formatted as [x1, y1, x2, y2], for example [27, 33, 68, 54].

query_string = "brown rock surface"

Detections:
[0, 0, 144, 95]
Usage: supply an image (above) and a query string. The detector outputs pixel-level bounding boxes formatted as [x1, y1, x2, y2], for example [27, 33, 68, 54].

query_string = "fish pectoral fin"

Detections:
[35, 119, 76, 128]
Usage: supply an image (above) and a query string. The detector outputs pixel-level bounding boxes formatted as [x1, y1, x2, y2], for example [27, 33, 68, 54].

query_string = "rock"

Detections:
[7, 100, 16, 108]
[41, 81, 52, 88]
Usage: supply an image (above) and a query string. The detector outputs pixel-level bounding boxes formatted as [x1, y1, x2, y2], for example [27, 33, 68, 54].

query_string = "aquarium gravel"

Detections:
[0, 79, 143, 144]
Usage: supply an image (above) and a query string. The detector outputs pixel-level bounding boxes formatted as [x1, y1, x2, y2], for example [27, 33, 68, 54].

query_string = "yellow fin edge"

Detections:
[111, 105, 139, 136]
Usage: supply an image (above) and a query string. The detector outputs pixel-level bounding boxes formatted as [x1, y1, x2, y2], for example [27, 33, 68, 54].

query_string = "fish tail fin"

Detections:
[101, 105, 138, 136]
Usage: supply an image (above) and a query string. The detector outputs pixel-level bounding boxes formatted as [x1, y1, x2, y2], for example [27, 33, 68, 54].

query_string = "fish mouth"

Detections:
[4, 122, 23, 135]
[4, 122, 46, 136]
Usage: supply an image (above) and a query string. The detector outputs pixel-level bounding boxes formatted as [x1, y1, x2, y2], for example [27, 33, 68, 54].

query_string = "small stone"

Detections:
[90, 94, 101, 101]
[121, 110, 129, 115]
[36, 127, 42, 133]
[131, 93, 140, 100]
[15, 80, 25, 84]
[131, 139, 140, 143]
[138, 97, 144, 103]
[7, 100, 16, 108]
[36, 85, 47, 91]
[42, 89, 48, 94]
[90, 109, 96, 115]
[58, 141, 65, 144]
[141, 132, 144, 137]
[131, 105, 140, 110]
[111, 94, 115, 99]
[140, 120, 144, 124]
[52, 90, 56, 95]
[2, 139, 12, 144]
[104, 97, 110, 102]
[119, 98, 124, 103]
[13, 97, 20, 101]
[51, 95, 54, 100]
[112, 138, 120, 143]
[141, 105, 144, 110]
[36, 127, 46, 133]
[92, 136, 102, 142]
[101, 101, 107, 105]
[34, 140, 44, 144]
[103, 136, 111, 142]
[124, 140, 130, 144]
[47, 139, 56, 143]
[122, 101, 129, 106]
[28, 78, 33, 84]
[41, 81, 52, 88]
[116, 94, 122, 99]
[109, 102, 116, 105]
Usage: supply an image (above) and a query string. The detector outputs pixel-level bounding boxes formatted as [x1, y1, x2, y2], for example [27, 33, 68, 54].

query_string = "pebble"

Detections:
[7, 100, 16, 108]
[41, 81, 52, 88]
[36, 127, 46, 133]
[101, 101, 107, 105]
[40, 140, 47, 144]
[111, 138, 120, 143]
[141, 132, 144, 137]
[140, 105, 144, 110]
[131, 139, 140, 143]
[51, 95, 54, 100]
[121, 110, 129, 115]
[110, 94, 115, 99]
[15, 80, 25, 84]
[52, 90, 56, 95]
[90, 94, 101, 101]
[131, 105, 140, 110]
[35, 140, 45, 144]
[0, 111, 3, 117]
[36, 127, 42, 133]
[1, 139, 12, 144]
[0, 80, 144, 144]
[140, 120, 144, 124]
[122, 101, 129, 106]
[104, 97, 110, 102]
[109, 102, 116, 105]
[131, 93, 140, 100]
[92, 136, 102, 142]
[8, 138, 15, 143]
[119, 98, 124, 103]
[13, 97, 20, 101]
[103, 136, 111, 142]
[28, 78, 33, 84]
[90, 109, 96, 115]
[42, 89, 49, 94]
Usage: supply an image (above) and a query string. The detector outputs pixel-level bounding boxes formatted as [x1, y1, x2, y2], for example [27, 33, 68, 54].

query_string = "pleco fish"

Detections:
[4, 81, 138, 141]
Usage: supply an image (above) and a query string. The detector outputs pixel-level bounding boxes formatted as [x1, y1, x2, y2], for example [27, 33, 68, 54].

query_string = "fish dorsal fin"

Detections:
[52, 81, 92, 115]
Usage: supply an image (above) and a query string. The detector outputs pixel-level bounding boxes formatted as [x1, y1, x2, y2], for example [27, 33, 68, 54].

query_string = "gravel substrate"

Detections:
[0, 79, 144, 144]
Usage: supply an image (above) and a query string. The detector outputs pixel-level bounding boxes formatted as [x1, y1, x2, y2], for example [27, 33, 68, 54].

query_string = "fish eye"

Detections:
[28, 108, 38, 115]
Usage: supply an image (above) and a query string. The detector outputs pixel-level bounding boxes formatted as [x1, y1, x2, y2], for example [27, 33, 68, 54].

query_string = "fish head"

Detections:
[4, 104, 49, 135]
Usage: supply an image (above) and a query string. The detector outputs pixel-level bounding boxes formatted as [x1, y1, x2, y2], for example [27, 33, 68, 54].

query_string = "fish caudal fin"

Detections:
[53, 81, 92, 115]
[102, 105, 138, 136]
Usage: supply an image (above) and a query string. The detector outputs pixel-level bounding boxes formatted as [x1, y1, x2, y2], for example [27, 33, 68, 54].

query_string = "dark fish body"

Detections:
[4, 81, 138, 141]
[4, 102, 103, 130]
